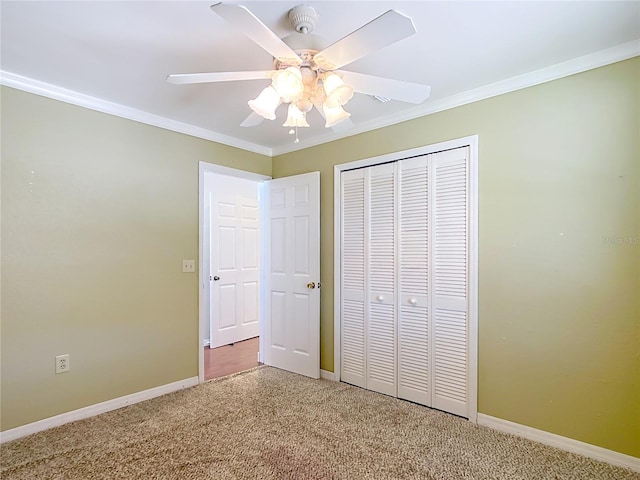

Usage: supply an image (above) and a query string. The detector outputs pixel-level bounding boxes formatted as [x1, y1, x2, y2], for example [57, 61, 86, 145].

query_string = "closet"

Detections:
[340, 146, 471, 418]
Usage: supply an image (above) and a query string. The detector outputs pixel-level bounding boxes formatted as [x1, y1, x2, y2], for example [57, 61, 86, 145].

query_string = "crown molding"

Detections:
[0, 71, 272, 157]
[2, 39, 638, 158]
[271, 39, 640, 156]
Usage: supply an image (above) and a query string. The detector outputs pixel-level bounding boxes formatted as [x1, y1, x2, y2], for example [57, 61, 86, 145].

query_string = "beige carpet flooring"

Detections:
[1, 366, 637, 480]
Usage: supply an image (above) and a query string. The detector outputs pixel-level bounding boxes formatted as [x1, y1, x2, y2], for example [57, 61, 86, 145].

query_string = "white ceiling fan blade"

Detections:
[340, 71, 431, 104]
[314, 10, 416, 70]
[167, 70, 275, 85]
[240, 111, 264, 127]
[167, 70, 276, 85]
[210, 3, 301, 65]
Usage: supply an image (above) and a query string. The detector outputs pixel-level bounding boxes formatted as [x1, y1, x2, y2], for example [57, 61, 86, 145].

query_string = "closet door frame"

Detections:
[333, 135, 479, 423]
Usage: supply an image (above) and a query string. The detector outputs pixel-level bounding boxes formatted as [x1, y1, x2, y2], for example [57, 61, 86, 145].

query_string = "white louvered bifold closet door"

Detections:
[430, 147, 469, 417]
[366, 163, 397, 396]
[340, 146, 471, 419]
[397, 156, 430, 406]
[340, 169, 366, 388]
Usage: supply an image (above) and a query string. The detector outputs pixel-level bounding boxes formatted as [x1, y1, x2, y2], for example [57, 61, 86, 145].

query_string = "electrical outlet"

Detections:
[55, 354, 70, 374]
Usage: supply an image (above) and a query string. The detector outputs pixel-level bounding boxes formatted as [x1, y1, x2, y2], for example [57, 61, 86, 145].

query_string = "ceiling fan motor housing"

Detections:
[280, 6, 326, 70]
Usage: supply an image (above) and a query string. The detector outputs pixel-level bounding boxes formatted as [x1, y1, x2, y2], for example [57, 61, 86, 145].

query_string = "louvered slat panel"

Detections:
[398, 157, 430, 406]
[367, 302, 396, 396]
[398, 305, 429, 404]
[341, 170, 366, 388]
[434, 161, 467, 298]
[433, 308, 467, 402]
[342, 176, 365, 291]
[432, 148, 469, 418]
[400, 163, 428, 296]
[342, 299, 365, 385]
[369, 169, 395, 293]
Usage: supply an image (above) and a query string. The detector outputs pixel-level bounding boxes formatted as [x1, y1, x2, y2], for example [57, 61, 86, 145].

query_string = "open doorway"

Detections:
[198, 163, 321, 383]
[198, 163, 271, 382]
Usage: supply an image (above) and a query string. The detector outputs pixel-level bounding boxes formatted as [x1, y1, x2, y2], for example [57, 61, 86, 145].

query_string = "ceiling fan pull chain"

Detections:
[288, 125, 300, 143]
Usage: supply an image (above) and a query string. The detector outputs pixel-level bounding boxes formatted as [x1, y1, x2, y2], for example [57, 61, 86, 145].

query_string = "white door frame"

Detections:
[198, 162, 271, 383]
[332, 135, 479, 422]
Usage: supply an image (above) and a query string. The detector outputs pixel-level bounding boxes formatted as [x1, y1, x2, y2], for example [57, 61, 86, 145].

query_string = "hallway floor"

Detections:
[204, 337, 260, 381]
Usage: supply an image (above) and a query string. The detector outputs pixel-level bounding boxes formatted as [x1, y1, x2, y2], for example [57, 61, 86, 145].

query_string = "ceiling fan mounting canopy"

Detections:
[288, 5, 319, 35]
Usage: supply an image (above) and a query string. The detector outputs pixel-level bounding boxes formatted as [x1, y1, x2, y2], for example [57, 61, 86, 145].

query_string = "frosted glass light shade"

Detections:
[323, 103, 351, 128]
[272, 67, 304, 103]
[248, 86, 281, 120]
[323, 72, 354, 108]
[283, 104, 310, 127]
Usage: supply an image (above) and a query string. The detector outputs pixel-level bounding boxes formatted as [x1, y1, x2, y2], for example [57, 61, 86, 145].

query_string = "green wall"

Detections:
[2, 57, 638, 459]
[0, 86, 270, 430]
[272, 58, 640, 457]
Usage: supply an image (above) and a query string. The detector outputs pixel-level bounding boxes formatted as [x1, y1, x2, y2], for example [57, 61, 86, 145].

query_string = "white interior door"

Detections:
[264, 172, 320, 379]
[210, 175, 260, 348]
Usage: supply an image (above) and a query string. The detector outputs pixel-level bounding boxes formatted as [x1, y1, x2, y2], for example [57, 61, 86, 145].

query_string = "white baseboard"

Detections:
[203, 339, 210, 347]
[0, 376, 199, 444]
[477, 413, 640, 473]
[320, 369, 336, 381]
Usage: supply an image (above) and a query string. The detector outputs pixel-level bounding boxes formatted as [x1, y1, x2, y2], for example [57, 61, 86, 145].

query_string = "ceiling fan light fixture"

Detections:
[272, 66, 304, 103]
[323, 72, 354, 108]
[323, 103, 351, 128]
[283, 104, 310, 128]
[248, 86, 281, 120]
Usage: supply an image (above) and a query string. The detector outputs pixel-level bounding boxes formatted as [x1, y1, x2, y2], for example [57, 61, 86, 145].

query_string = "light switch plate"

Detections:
[182, 259, 195, 273]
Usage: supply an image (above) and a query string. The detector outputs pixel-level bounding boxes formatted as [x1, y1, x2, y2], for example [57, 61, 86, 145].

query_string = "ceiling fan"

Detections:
[167, 3, 431, 139]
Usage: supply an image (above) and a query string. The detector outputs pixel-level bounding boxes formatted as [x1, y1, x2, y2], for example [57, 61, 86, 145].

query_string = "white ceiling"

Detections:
[2, 1, 639, 156]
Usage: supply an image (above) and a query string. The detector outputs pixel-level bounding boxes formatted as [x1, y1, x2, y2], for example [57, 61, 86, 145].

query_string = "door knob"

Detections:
[307, 282, 316, 289]
[409, 298, 417, 305]
[377, 295, 384, 302]
[213, 276, 220, 281]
